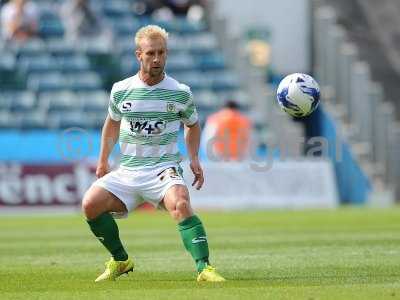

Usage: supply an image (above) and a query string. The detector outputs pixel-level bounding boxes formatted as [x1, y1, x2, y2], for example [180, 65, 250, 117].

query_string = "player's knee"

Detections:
[82, 194, 97, 219]
[176, 199, 188, 211]
[176, 199, 192, 218]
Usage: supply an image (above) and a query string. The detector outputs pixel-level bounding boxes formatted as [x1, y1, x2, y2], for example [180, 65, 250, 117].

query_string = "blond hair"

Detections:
[135, 25, 169, 49]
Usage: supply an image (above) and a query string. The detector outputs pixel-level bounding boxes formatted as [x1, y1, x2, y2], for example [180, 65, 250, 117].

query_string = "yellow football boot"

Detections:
[94, 258, 134, 282]
[197, 266, 226, 282]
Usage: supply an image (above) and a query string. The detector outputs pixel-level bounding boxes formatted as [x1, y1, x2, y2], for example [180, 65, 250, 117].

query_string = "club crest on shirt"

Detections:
[166, 102, 176, 112]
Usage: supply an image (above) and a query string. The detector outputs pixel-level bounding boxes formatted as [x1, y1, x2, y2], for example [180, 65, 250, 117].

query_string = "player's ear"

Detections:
[135, 48, 141, 62]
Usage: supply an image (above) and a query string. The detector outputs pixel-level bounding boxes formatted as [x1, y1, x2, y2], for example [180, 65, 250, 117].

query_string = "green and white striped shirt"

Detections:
[108, 74, 198, 170]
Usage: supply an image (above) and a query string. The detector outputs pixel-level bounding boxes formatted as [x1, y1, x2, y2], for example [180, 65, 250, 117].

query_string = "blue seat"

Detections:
[48, 110, 89, 129]
[77, 37, 112, 55]
[39, 10, 65, 38]
[14, 39, 46, 58]
[1, 90, 37, 112]
[120, 55, 139, 76]
[27, 72, 66, 92]
[46, 38, 75, 57]
[66, 72, 102, 91]
[58, 54, 91, 73]
[167, 35, 188, 52]
[188, 33, 218, 54]
[166, 53, 193, 72]
[86, 111, 108, 128]
[176, 72, 211, 91]
[16, 110, 48, 129]
[0, 52, 16, 70]
[211, 73, 239, 92]
[0, 110, 18, 128]
[110, 17, 141, 37]
[175, 19, 207, 35]
[38, 90, 80, 113]
[192, 90, 218, 107]
[18, 55, 59, 75]
[77, 90, 109, 113]
[195, 53, 225, 71]
[102, 1, 131, 19]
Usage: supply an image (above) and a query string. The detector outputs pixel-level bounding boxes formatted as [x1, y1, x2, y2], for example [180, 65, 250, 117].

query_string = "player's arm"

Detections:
[97, 84, 123, 178]
[184, 122, 204, 190]
[97, 115, 121, 178]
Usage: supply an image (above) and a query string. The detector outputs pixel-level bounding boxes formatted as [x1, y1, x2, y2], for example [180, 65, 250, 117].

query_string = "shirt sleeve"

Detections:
[108, 85, 122, 121]
[180, 89, 198, 126]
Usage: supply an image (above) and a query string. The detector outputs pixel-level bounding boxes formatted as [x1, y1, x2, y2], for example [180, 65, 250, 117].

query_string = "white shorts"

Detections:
[93, 164, 186, 216]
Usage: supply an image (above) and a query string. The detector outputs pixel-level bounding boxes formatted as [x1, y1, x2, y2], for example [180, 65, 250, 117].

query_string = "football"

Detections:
[276, 73, 320, 117]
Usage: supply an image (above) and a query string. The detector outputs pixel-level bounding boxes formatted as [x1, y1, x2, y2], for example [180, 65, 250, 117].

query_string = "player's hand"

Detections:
[96, 162, 109, 178]
[190, 159, 204, 190]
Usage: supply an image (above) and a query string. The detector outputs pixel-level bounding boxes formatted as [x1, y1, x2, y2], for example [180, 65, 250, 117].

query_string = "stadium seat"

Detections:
[12, 38, 46, 58]
[86, 112, 108, 128]
[211, 73, 239, 91]
[166, 53, 193, 72]
[0, 53, 18, 89]
[77, 37, 112, 56]
[174, 19, 207, 35]
[46, 38, 75, 57]
[188, 33, 218, 54]
[116, 39, 136, 56]
[0, 6, 243, 130]
[77, 90, 109, 113]
[38, 90, 80, 113]
[57, 54, 91, 73]
[27, 72, 66, 92]
[168, 35, 190, 52]
[0, 52, 16, 70]
[16, 110, 48, 129]
[192, 90, 218, 107]
[175, 72, 211, 91]
[48, 110, 90, 128]
[109, 17, 141, 37]
[18, 54, 59, 75]
[9, 92, 37, 112]
[120, 54, 140, 76]
[0, 111, 23, 128]
[195, 53, 225, 71]
[38, 10, 65, 39]
[102, 0, 131, 19]
[1, 91, 37, 112]
[66, 72, 103, 91]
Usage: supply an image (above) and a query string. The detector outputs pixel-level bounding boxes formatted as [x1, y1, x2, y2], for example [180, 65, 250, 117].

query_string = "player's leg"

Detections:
[162, 185, 211, 273]
[162, 185, 225, 281]
[82, 185, 129, 262]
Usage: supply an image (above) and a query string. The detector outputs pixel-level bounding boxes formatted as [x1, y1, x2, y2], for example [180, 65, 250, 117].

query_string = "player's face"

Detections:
[136, 37, 167, 78]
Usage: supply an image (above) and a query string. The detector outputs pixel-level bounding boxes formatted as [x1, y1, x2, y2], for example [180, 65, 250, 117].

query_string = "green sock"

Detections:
[178, 215, 210, 272]
[87, 212, 128, 261]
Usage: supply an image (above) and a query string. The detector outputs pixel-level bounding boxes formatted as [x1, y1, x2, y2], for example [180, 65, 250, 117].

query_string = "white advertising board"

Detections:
[183, 159, 338, 210]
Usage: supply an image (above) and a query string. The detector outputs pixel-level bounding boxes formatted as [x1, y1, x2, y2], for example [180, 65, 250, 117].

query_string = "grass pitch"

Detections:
[1, 208, 400, 300]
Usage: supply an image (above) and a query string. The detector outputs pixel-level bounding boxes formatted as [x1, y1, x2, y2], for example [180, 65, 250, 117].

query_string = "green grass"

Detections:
[1, 208, 400, 299]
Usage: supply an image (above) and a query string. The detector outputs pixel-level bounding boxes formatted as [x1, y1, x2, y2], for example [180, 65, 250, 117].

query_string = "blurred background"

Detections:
[0, 0, 399, 212]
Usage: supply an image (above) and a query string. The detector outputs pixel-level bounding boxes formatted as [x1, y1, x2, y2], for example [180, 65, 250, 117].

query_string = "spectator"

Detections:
[131, 0, 161, 17]
[60, 0, 107, 41]
[202, 100, 252, 161]
[1, 0, 38, 42]
[152, 0, 206, 21]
